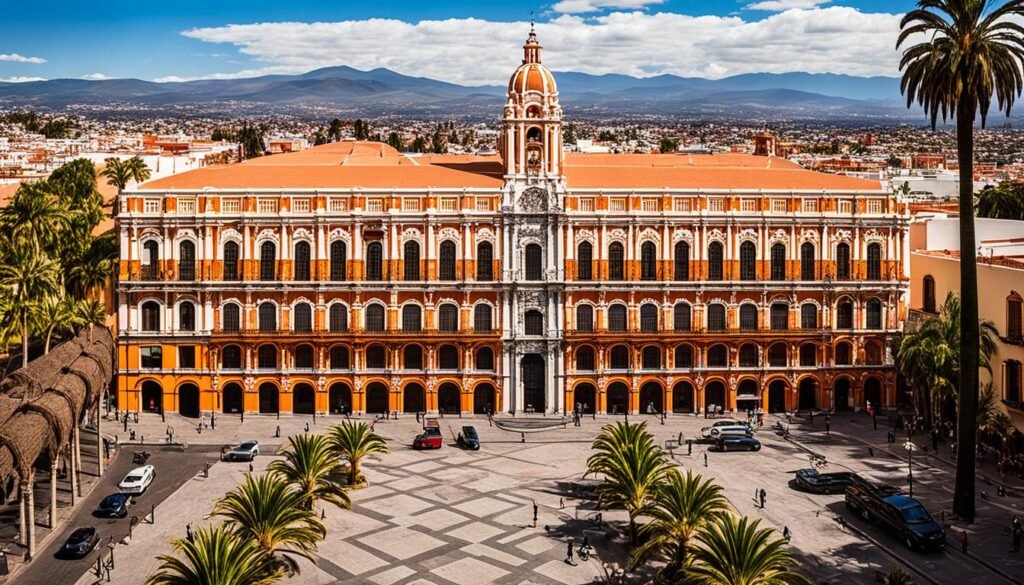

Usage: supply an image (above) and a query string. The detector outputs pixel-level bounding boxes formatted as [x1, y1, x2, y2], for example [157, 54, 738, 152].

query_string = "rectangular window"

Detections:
[771, 198, 787, 213]
[641, 198, 660, 212]
[178, 346, 196, 369]
[329, 197, 349, 212]
[1006, 361, 1022, 404]
[402, 198, 421, 212]
[365, 198, 384, 212]
[176, 198, 195, 215]
[609, 198, 626, 212]
[802, 199, 818, 213]
[439, 197, 458, 211]
[867, 199, 884, 214]
[740, 199, 757, 212]
[837, 200, 853, 214]
[257, 199, 278, 214]
[578, 198, 595, 212]
[221, 198, 241, 213]
[673, 197, 692, 212]
[291, 198, 310, 213]
[143, 199, 161, 214]
[708, 198, 725, 212]
[140, 346, 162, 369]
[476, 198, 492, 211]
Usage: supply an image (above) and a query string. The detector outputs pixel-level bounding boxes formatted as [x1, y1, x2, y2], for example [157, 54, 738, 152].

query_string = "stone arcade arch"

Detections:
[329, 383, 352, 415]
[573, 383, 596, 414]
[673, 381, 694, 413]
[705, 381, 726, 414]
[607, 382, 629, 415]
[834, 377, 853, 411]
[222, 383, 243, 414]
[473, 383, 497, 414]
[365, 383, 389, 414]
[178, 383, 200, 418]
[293, 383, 315, 415]
[258, 383, 279, 414]
[438, 383, 461, 414]
[521, 354, 546, 413]
[639, 382, 663, 414]
[403, 383, 426, 413]
[798, 378, 818, 411]
[141, 381, 163, 413]
[768, 380, 788, 413]
[864, 376, 883, 408]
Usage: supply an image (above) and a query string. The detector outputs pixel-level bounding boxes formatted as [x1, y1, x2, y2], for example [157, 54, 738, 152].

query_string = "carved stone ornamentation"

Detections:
[518, 187, 548, 212]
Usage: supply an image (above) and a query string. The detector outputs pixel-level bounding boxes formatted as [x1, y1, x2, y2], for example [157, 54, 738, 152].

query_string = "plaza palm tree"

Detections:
[146, 524, 281, 585]
[269, 434, 351, 511]
[75, 298, 107, 340]
[0, 242, 61, 367]
[0, 182, 69, 252]
[68, 232, 117, 300]
[36, 293, 81, 353]
[213, 473, 326, 576]
[898, 0, 1024, 521]
[689, 516, 811, 585]
[976, 182, 1024, 219]
[101, 156, 151, 206]
[328, 420, 390, 487]
[630, 469, 729, 579]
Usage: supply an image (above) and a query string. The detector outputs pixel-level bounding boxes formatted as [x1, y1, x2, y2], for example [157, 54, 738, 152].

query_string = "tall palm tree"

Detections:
[101, 156, 151, 203]
[0, 243, 60, 367]
[0, 182, 70, 252]
[328, 420, 390, 487]
[213, 473, 326, 576]
[976, 182, 1024, 219]
[146, 524, 281, 585]
[68, 231, 117, 300]
[631, 469, 729, 579]
[35, 293, 81, 353]
[689, 516, 811, 585]
[898, 0, 1024, 521]
[75, 298, 107, 341]
[269, 434, 351, 511]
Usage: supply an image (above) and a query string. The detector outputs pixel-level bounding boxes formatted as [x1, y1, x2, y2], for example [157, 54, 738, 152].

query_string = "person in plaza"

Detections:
[759, 488, 766, 509]
[186, 523, 193, 543]
[532, 502, 538, 527]
[565, 537, 575, 565]
[1013, 517, 1022, 553]
[960, 530, 968, 554]
[782, 526, 791, 542]
[581, 534, 591, 555]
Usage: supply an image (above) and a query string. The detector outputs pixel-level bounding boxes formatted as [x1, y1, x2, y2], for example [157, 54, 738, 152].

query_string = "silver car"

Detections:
[118, 465, 155, 494]
[223, 440, 260, 462]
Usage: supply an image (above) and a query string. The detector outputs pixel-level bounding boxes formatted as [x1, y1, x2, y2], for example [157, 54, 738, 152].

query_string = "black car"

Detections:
[457, 426, 480, 450]
[94, 493, 131, 518]
[713, 436, 761, 452]
[60, 527, 100, 559]
[846, 486, 944, 551]
[793, 469, 863, 494]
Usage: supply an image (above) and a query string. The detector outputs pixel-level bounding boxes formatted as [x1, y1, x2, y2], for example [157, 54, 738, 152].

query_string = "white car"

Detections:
[222, 440, 260, 462]
[118, 465, 155, 494]
[700, 419, 751, 439]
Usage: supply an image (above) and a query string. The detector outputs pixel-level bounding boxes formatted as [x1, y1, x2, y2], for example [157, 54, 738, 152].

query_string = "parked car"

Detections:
[413, 426, 443, 449]
[94, 493, 131, 518]
[793, 469, 865, 494]
[845, 483, 944, 551]
[222, 440, 260, 462]
[457, 426, 480, 450]
[701, 423, 753, 440]
[60, 527, 101, 559]
[118, 465, 155, 495]
[712, 436, 761, 452]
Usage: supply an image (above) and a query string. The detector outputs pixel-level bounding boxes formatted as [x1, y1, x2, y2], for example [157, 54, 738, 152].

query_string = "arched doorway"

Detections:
[522, 354, 546, 413]
[403, 383, 425, 413]
[178, 383, 200, 418]
[673, 382, 694, 413]
[258, 383, 279, 414]
[329, 383, 352, 415]
[736, 380, 759, 413]
[834, 378, 853, 411]
[222, 383, 243, 414]
[473, 384, 496, 414]
[705, 381, 726, 414]
[607, 382, 629, 415]
[293, 383, 315, 415]
[864, 377, 882, 409]
[768, 380, 787, 413]
[639, 382, 663, 414]
[365, 383, 388, 414]
[438, 383, 461, 414]
[573, 383, 596, 414]
[798, 378, 818, 411]
[141, 381, 163, 413]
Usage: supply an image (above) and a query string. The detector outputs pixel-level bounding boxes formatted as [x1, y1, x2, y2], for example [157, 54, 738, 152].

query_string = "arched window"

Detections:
[609, 345, 630, 369]
[707, 345, 728, 367]
[867, 243, 882, 280]
[179, 301, 196, 331]
[866, 299, 883, 329]
[674, 345, 693, 368]
[739, 304, 758, 331]
[474, 304, 492, 332]
[404, 345, 423, 369]
[293, 303, 312, 333]
[178, 240, 195, 281]
[1008, 293, 1023, 341]
[439, 241, 457, 281]
[799, 343, 816, 367]
[608, 304, 627, 332]
[835, 342, 852, 365]
[294, 345, 313, 369]
[836, 301, 854, 329]
[364, 304, 385, 332]
[365, 242, 383, 281]
[142, 240, 159, 280]
[576, 305, 594, 332]
[800, 242, 815, 281]
[577, 242, 593, 280]
[404, 241, 421, 281]
[739, 241, 756, 280]
[293, 241, 311, 281]
[707, 303, 726, 331]
[739, 344, 758, 367]
[674, 241, 690, 281]
[365, 345, 386, 369]
[257, 345, 277, 369]
[770, 303, 788, 331]
[476, 347, 494, 371]
[609, 242, 625, 280]
[476, 242, 493, 281]
[575, 346, 595, 371]
[141, 301, 161, 332]
[524, 310, 543, 335]
[330, 240, 347, 281]
[769, 343, 788, 367]
[221, 345, 242, 369]
[770, 243, 786, 281]
[222, 241, 239, 280]
[438, 303, 459, 332]
[329, 304, 348, 332]
[673, 303, 691, 332]
[330, 346, 349, 369]
[258, 302, 276, 332]
[640, 242, 657, 280]
[923, 275, 936, 313]
[640, 303, 659, 332]
[438, 345, 459, 370]
[260, 241, 276, 281]
[801, 303, 818, 329]
[402, 304, 422, 332]
[222, 303, 240, 332]
[525, 244, 543, 280]
[642, 346, 661, 369]
[708, 242, 724, 281]
[836, 243, 851, 280]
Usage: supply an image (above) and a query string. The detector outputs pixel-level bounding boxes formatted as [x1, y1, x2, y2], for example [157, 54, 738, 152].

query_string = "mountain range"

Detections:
[0, 66, 913, 119]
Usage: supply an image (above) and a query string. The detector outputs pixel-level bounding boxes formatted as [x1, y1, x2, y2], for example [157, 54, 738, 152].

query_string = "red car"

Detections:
[413, 426, 443, 449]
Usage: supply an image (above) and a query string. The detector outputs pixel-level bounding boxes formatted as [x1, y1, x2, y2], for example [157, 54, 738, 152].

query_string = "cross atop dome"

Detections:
[523, 23, 542, 64]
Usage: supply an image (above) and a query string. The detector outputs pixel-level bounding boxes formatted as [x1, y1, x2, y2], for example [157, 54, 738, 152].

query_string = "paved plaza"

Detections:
[7, 409, 1020, 585]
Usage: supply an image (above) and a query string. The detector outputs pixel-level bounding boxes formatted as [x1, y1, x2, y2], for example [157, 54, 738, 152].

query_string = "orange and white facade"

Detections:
[115, 29, 910, 417]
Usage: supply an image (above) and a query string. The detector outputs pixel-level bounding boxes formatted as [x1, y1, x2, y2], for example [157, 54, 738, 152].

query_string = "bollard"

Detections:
[108, 539, 115, 569]
[275, 426, 281, 438]
[203, 463, 209, 478]
[150, 504, 155, 524]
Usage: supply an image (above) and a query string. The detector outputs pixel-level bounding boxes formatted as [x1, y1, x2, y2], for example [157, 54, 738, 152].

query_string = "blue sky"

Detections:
[1, 0, 919, 84]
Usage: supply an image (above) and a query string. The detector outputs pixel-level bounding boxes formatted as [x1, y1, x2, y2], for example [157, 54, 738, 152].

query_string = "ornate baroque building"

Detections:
[116, 29, 910, 417]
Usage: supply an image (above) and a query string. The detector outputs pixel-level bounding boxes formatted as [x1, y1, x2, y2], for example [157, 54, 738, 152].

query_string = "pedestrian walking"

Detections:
[533, 502, 538, 528]
[759, 488, 766, 509]
[783, 526, 791, 541]
[1013, 517, 1022, 553]
[559, 497, 564, 510]
[304, 422, 310, 433]
[186, 523, 193, 543]
[565, 538, 575, 565]
[704, 452, 708, 467]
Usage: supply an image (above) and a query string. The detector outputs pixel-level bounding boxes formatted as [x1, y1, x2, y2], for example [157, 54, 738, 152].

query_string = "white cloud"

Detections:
[746, 0, 830, 10]
[178, 7, 903, 85]
[0, 53, 46, 64]
[82, 72, 111, 80]
[0, 76, 46, 83]
[551, 0, 665, 14]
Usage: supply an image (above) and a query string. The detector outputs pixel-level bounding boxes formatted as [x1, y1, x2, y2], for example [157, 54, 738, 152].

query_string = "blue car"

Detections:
[60, 527, 100, 559]
[94, 493, 131, 518]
